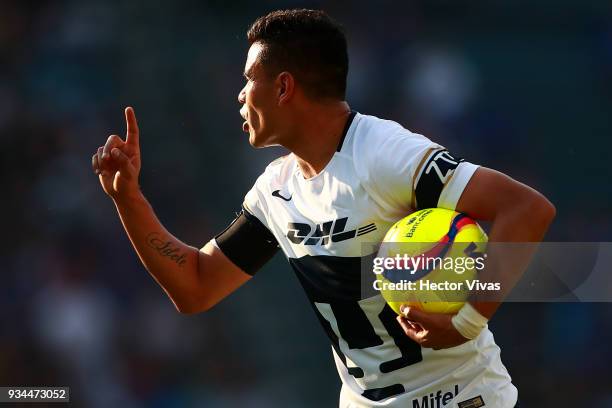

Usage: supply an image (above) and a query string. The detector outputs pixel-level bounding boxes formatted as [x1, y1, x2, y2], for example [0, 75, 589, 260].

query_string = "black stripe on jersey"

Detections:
[356, 223, 377, 236]
[214, 208, 279, 276]
[357, 229, 376, 237]
[378, 304, 423, 372]
[362, 384, 406, 401]
[358, 222, 375, 230]
[311, 304, 365, 378]
[289, 254, 376, 302]
[414, 149, 464, 210]
[331, 302, 383, 349]
[336, 111, 357, 152]
[356, 229, 376, 237]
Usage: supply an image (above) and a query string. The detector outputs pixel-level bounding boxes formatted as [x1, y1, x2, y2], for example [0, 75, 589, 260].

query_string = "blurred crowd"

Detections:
[2, 0, 612, 407]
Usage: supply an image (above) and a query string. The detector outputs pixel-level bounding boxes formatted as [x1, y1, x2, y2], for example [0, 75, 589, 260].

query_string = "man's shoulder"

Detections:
[349, 112, 435, 161]
[355, 112, 404, 130]
[350, 112, 428, 150]
[252, 153, 295, 190]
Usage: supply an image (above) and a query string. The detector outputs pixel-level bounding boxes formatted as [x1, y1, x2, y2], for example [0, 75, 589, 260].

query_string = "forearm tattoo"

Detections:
[146, 232, 188, 267]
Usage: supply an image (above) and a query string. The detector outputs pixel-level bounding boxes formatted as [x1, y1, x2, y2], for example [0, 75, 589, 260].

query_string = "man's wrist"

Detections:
[112, 188, 146, 210]
[451, 302, 489, 340]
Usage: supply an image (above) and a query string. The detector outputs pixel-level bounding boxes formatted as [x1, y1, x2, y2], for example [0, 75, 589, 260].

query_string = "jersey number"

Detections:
[315, 301, 423, 401]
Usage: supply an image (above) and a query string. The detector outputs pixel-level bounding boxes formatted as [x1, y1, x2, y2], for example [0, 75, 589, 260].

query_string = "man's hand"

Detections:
[396, 306, 470, 350]
[92, 107, 142, 202]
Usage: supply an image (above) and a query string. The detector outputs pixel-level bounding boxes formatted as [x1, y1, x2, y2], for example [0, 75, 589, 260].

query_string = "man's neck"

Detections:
[283, 101, 351, 179]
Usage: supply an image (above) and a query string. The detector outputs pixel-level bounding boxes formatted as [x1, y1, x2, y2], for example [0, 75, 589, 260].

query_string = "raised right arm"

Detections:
[92, 107, 253, 314]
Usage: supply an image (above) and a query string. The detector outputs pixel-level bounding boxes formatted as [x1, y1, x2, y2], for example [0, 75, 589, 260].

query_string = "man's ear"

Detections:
[277, 72, 295, 105]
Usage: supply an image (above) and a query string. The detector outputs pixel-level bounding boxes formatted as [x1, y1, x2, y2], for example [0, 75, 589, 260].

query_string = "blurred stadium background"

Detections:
[2, 0, 612, 406]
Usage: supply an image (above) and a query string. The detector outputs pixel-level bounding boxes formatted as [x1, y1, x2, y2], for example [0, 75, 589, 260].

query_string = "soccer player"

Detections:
[91, 9, 555, 408]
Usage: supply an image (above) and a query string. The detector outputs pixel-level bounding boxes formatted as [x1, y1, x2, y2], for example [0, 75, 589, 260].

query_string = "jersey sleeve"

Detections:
[213, 179, 279, 276]
[355, 122, 479, 213]
[413, 148, 479, 210]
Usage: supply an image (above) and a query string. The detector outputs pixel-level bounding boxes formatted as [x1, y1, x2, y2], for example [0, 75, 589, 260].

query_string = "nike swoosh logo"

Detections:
[272, 190, 292, 201]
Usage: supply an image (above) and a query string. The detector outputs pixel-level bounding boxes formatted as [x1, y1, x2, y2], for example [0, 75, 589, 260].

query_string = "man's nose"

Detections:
[238, 87, 246, 104]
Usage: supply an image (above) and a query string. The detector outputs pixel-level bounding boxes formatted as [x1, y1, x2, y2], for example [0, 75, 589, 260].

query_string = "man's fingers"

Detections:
[401, 305, 428, 324]
[96, 146, 109, 176]
[397, 316, 423, 343]
[125, 106, 139, 147]
[102, 134, 125, 160]
[110, 147, 134, 180]
[92, 153, 99, 174]
[92, 146, 103, 174]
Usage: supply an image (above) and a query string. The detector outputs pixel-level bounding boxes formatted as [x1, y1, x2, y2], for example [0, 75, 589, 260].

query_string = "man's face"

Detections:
[238, 43, 281, 148]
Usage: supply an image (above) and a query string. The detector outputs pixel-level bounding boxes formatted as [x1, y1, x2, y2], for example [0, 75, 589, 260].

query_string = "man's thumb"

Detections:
[401, 305, 427, 322]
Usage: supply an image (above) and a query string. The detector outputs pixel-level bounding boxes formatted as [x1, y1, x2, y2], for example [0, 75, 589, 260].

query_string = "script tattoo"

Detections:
[146, 232, 187, 267]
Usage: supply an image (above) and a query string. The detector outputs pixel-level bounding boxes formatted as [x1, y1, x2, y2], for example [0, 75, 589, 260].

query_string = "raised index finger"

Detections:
[125, 106, 139, 147]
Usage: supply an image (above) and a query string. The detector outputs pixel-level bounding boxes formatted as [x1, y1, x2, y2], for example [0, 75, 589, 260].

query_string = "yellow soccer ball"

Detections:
[376, 208, 487, 314]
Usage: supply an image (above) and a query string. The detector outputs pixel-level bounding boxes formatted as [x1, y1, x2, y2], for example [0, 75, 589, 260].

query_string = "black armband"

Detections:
[415, 149, 463, 209]
[214, 208, 279, 275]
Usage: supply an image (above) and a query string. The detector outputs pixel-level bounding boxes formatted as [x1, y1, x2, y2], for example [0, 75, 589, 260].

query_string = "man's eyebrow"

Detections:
[243, 68, 253, 79]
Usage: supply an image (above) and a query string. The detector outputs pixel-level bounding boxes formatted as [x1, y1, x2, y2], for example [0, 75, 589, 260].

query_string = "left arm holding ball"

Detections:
[397, 167, 556, 349]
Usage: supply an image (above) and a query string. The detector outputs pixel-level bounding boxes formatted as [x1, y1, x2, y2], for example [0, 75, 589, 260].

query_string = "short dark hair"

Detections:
[247, 9, 348, 100]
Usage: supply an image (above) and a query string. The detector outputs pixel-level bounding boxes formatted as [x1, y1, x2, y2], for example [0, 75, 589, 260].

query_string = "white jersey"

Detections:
[241, 112, 517, 408]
